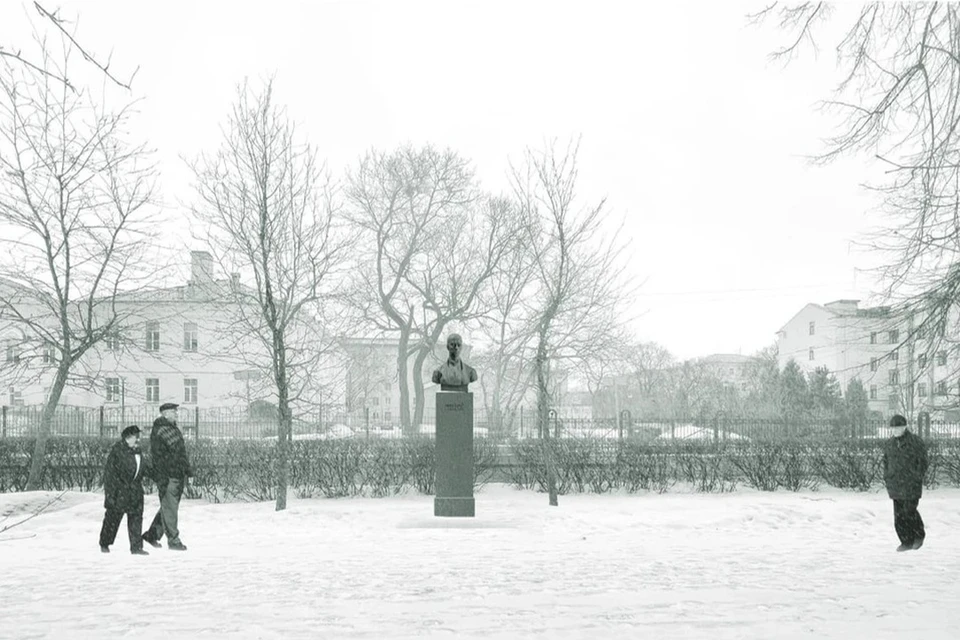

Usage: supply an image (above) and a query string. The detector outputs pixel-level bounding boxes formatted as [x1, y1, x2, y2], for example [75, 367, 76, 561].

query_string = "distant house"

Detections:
[1, 251, 335, 413]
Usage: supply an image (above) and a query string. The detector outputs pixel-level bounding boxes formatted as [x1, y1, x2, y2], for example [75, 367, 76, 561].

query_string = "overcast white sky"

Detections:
[1, 0, 888, 361]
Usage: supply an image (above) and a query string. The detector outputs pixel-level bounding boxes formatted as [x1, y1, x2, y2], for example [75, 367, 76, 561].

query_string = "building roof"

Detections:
[776, 300, 892, 334]
[697, 353, 757, 365]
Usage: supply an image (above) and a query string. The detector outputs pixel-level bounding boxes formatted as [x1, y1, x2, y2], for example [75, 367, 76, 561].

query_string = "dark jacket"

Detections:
[882, 429, 928, 500]
[103, 440, 150, 513]
[150, 417, 192, 480]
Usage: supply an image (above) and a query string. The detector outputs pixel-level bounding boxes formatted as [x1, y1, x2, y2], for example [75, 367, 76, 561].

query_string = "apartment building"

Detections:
[776, 299, 959, 418]
[1, 251, 334, 412]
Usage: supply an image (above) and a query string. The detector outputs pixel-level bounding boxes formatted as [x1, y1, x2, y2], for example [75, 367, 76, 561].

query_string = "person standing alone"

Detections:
[882, 414, 929, 552]
[142, 402, 192, 551]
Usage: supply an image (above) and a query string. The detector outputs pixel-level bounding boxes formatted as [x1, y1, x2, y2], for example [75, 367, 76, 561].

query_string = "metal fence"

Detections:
[2, 404, 959, 441]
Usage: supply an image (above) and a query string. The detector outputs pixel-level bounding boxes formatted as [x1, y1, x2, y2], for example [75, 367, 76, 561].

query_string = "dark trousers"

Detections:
[99, 508, 143, 551]
[143, 477, 183, 544]
[893, 498, 925, 545]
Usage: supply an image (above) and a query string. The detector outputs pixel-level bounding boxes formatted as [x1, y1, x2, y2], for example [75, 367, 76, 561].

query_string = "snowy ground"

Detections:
[1, 484, 958, 640]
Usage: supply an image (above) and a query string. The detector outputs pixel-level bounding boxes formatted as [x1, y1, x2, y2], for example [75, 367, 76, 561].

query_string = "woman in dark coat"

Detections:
[99, 425, 151, 555]
[882, 414, 929, 552]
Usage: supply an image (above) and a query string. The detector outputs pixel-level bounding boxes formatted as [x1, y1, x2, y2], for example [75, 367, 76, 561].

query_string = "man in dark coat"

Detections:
[99, 425, 151, 555]
[142, 402, 192, 551]
[882, 414, 929, 552]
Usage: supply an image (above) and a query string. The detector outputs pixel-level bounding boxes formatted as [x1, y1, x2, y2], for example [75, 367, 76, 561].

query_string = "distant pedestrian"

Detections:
[142, 402, 192, 551]
[882, 414, 929, 552]
[99, 425, 151, 555]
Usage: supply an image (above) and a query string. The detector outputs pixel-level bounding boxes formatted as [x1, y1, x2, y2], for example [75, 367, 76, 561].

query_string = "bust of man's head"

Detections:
[446, 333, 463, 362]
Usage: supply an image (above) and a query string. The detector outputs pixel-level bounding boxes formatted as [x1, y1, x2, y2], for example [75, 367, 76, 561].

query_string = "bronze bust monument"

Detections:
[431, 333, 477, 392]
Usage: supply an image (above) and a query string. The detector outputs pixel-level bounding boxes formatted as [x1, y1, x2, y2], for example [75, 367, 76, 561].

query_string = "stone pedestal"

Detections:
[434, 391, 475, 517]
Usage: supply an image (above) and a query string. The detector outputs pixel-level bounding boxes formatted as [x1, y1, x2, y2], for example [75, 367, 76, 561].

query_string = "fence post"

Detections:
[917, 411, 931, 438]
[99, 405, 106, 438]
[619, 409, 631, 440]
[365, 407, 370, 439]
[519, 406, 524, 438]
[1, 405, 5, 438]
[712, 412, 719, 443]
[194, 406, 200, 440]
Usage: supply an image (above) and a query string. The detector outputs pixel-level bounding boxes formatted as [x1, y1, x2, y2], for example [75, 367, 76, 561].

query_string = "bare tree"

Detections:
[188, 78, 349, 511]
[2, 2, 137, 91]
[510, 138, 635, 506]
[406, 194, 519, 430]
[0, 39, 158, 490]
[472, 210, 541, 437]
[750, 3, 960, 411]
[345, 145, 477, 435]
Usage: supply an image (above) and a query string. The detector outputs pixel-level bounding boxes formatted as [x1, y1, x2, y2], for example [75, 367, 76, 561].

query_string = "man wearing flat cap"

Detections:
[142, 402, 192, 551]
[99, 425, 151, 555]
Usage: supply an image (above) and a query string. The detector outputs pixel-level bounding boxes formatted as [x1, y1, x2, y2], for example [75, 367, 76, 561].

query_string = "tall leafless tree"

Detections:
[345, 145, 477, 435]
[405, 195, 519, 430]
[750, 2, 960, 412]
[0, 40, 158, 490]
[188, 78, 350, 511]
[511, 138, 635, 506]
[472, 206, 541, 437]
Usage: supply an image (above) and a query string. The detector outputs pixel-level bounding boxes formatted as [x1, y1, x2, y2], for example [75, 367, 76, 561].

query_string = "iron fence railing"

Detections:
[1, 404, 958, 441]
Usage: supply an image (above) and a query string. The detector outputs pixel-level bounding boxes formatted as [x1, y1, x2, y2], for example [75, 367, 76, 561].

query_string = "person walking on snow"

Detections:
[882, 414, 929, 552]
[99, 425, 151, 555]
[142, 402, 192, 551]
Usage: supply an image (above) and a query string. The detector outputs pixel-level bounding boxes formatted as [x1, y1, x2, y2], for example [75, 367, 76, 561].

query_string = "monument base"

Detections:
[434, 496, 476, 518]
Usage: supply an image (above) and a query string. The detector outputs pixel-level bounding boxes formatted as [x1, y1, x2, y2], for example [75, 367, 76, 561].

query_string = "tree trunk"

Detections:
[25, 363, 71, 491]
[536, 336, 558, 506]
[411, 347, 428, 431]
[397, 328, 413, 436]
[275, 334, 291, 512]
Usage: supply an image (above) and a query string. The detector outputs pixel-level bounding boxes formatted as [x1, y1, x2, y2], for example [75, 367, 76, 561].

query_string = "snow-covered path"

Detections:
[2, 485, 958, 640]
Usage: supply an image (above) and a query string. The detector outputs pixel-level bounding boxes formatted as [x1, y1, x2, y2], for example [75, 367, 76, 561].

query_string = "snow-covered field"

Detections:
[1, 484, 958, 640]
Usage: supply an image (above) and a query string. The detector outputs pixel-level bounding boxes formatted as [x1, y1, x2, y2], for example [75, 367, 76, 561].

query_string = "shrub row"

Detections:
[2, 437, 959, 500]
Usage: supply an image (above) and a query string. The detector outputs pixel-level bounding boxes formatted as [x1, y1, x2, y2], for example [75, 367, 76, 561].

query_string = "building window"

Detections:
[918, 353, 928, 369]
[145, 378, 160, 403]
[371, 396, 380, 406]
[4, 340, 20, 364]
[145, 322, 160, 352]
[870, 332, 877, 344]
[183, 378, 198, 404]
[888, 329, 899, 344]
[890, 351, 899, 362]
[384, 410, 392, 422]
[936, 380, 948, 396]
[42, 344, 55, 365]
[106, 333, 121, 352]
[889, 370, 899, 385]
[937, 351, 947, 367]
[870, 358, 878, 372]
[887, 394, 898, 409]
[917, 383, 927, 398]
[105, 378, 121, 403]
[8, 387, 23, 406]
[808, 348, 815, 361]
[183, 323, 198, 352]
[809, 321, 815, 336]
[869, 385, 878, 400]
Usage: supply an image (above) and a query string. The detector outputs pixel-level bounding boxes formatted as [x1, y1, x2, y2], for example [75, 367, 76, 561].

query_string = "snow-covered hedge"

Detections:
[1, 437, 959, 499]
